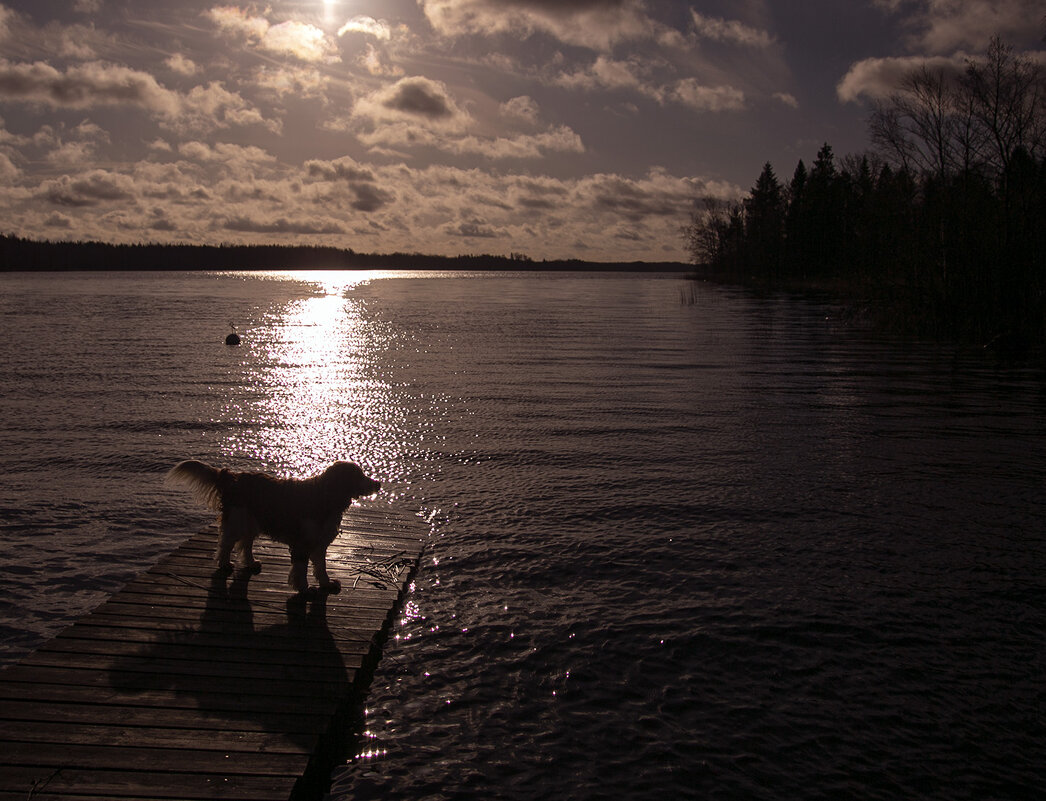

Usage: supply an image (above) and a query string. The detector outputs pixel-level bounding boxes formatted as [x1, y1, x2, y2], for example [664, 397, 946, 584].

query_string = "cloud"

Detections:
[419, 0, 682, 52]
[773, 92, 799, 108]
[39, 169, 135, 207]
[352, 120, 585, 160]
[554, 55, 647, 92]
[222, 215, 346, 235]
[0, 59, 181, 115]
[500, 95, 540, 124]
[0, 151, 19, 181]
[666, 79, 746, 112]
[165, 53, 199, 76]
[375, 76, 459, 120]
[177, 141, 277, 168]
[173, 81, 281, 134]
[206, 7, 337, 63]
[253, 65, 328, 97]
[338, 16, 392, 41]
[836, 54, 967, 102]
[305, 156, 394, 212]
[444, 217, 500, 238]
[552, 57, 746, 112]
[690, 11, 774, 48]
[351, 76, 470, 136]
[44, 211, 72, 228]
[0, 58, 274, 134]
[880, 0, 1043, 53]
[577, 167, 696, 222]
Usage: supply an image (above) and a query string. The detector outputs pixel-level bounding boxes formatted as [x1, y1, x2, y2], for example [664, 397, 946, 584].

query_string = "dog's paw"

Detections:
[245, 560, 263, 575]
[215, 562, 234, 576]
[323, 579, 342, 595]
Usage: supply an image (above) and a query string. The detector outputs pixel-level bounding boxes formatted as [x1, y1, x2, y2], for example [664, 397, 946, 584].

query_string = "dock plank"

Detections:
[0, 504, 424, 801]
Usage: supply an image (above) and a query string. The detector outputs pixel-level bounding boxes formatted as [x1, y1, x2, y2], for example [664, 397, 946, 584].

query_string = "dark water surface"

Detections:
[1, 271, 1044, 799]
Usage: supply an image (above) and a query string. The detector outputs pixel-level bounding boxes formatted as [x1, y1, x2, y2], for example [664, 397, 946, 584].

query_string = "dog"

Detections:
[166, 459, 381, 597]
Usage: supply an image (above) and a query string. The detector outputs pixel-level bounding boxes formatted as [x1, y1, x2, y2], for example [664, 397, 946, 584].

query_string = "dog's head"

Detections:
[324, 461, 381, 501]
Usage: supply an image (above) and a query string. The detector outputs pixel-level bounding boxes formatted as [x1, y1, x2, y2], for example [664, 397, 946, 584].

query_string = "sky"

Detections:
[0, 1, 1043, 262]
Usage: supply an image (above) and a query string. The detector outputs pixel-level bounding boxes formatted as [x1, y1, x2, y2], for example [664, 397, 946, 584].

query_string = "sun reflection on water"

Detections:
[221, 270, 407, 487]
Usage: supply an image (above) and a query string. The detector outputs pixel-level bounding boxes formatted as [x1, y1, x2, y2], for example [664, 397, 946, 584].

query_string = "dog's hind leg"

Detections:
[215, 510, 240, 574]
[288, 545, 310, 595]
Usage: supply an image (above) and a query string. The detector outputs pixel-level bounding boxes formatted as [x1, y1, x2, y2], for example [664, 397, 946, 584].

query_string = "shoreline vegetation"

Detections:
[0, 235, 689, 274]
[684, 37, 1046, 348]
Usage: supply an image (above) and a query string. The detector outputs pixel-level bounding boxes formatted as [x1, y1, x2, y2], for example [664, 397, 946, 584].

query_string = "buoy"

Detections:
[225, 322, 240, 346]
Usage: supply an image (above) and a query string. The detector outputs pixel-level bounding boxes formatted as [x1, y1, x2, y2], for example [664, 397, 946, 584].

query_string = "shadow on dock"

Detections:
[107, 571, 350, 753]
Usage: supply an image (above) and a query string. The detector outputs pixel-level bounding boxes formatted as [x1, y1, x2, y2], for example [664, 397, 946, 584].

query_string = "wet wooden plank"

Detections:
[0, 503, 424, 801]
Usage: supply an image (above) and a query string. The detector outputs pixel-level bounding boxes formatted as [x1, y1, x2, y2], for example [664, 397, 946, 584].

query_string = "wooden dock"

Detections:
[0, 505, 424, 800]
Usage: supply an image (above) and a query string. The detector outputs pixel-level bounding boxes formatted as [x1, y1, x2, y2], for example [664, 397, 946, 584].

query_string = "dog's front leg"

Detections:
[288, 547, 310, 595]
[239, 534, 262, 574]
[311, 547, 341, 594]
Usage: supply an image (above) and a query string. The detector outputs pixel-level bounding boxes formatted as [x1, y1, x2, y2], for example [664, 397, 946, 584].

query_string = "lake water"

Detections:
[1, 270, 1044, 799]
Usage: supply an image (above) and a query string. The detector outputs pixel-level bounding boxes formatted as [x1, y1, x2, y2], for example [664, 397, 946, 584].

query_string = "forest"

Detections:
[684, 38, 1046, 346]
[0, 236, 686, 274]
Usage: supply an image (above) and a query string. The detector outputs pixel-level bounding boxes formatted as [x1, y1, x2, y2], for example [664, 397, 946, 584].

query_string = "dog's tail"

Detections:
[166, 459, 224, 512]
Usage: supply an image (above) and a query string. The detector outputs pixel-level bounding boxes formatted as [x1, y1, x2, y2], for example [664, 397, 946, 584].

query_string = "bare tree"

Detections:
[961, 36, 1045, 172]
[870, 65, 965, 179]
[870, 36, 1045, 180]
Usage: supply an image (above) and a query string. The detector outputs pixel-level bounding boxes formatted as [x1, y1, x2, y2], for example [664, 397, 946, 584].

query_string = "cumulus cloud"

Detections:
[0, 151, 19, 181]
[666, 79, 746, 112]
[554, 55, 647, 93]
[419, 0, 681, 52]
[577, 167, 696, 222]
[0, 59, 181, 115]
[305, 156, 394, 212]
[444, 217, 500, 239]
[206, 7, 338, 63]
[375, 76, 460, 120]
[0, 59, 275, 134]
[39, 169, 135, 207]
[173, 81, 280, 135]
[177, 141, 277, 168]
[165, 53, 199, 76]
[338, 16, 392, 41]
[836, 53, 967, 101]
[254, 65, 327, 97]
[690, 11, 774, 48]
[222, 215, 346, 235]
[351, 76, 469, 138]
[552, 58, 746, 112]
[773, 91, 799, 108]
[500, 95, 540, 124]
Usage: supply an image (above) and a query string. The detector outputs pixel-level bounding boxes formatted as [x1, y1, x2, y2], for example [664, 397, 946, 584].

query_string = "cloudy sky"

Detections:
[0, 1, 1042, 261]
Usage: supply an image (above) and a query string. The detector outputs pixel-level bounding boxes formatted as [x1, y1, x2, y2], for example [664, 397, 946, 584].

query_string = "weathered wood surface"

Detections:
[0, 504, 424, 800]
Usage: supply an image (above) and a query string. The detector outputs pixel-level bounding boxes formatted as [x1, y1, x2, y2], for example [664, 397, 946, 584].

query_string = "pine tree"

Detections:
[743, 162, 785, 276]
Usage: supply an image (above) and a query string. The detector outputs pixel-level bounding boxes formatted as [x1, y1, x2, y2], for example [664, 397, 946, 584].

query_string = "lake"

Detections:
[1, 270, 1044, 799]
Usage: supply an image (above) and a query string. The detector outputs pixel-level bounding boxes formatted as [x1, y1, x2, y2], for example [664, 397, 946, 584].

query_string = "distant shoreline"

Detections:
[0, 234, 690, 273]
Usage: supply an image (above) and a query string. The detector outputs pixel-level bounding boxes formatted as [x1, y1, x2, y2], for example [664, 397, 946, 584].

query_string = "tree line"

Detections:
[685, 37, 1046, 345]
[0, 236, 687, 273]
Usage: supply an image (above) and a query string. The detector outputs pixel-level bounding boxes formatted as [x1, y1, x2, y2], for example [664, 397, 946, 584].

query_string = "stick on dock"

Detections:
[0, 505, 424, 800]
